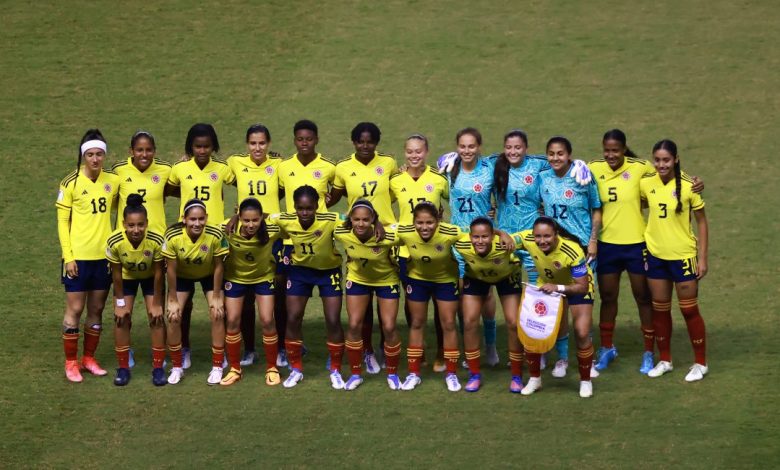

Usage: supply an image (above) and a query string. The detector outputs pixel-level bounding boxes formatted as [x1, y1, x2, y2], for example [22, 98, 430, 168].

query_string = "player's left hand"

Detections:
[148, 305, 164, 326]
[570, 159, 592, 186]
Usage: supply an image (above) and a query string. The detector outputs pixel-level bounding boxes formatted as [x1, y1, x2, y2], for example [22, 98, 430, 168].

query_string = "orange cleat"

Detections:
[65, 360, 83, 383]
[80, 356, 108, 376]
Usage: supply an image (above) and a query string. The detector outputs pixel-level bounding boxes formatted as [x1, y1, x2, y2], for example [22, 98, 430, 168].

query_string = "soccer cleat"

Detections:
[464, 373, 482, 392]
[510, 375, 524, 393]
[330, 370, 346, 390]
[647, 360, 673, 378]
[386, 374, 401, 390]
[521, 377, 542, 396]
[461, 359, 468, 370]
[128, 348, 135, 369]
[240, 351, 257, 367]
[276, 350, 289, 368]
[114, 368, 131, 386]
[65, 360, 83, 383]
[639, 351, 655, 375]
[401, 373, 422, 391]
[590, 365, 600, 378]
[364, 352, 380, 375]
[445, 373, 462, 392]
[685, 363, 708, 382]
[551, 359, 568, 378]
[283, 368, 304, 388]
[152, 367, 166, 386]
[344, 374, 364, 391]
[594, 346, 618, 371]
[207, 366, 223, 385]
[167, 367, 184, 385]
[265, 367, 281, 386]
[485, 345, 500, 367]
[432, 359, 446, 373]
[81, 356, 108, 376]
[222, 357, 228, 369]
[220, 367, 242, 386]
[182, 348, 192, 370]
[579, 380, 593, 398]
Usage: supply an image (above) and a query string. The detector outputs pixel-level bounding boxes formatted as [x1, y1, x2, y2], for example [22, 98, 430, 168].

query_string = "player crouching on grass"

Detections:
[107, 194, 166, 386]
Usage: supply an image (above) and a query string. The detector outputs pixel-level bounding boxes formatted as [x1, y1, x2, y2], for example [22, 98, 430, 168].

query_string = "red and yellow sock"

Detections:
[679, 298, 706, 365]
[285, 339, 303, 371]
[169, 343, 183, 368]
[599, 322, 615, 349]
[652, 301, 673, 362]
[577, 344, 594, 381]
[443, 348, 459, 374]
[526, 352, 542, 378]
[152, 346, 165, 369]
[465, 348, 480, 375]
[407, 345, 423, 374]
[211, 344, 225, 367]
[262, 333, 279, 370]
[326, 342, 344, 372]
[509, 350, 524, 377]
[115, 345, 130, 369]
[83, 324, 101, 358]
[346, 339, 364, 376]
[62, 330, 79, 361]
[641, 326, 655, 353]
[384, 342, 401, 375]
[225, 330, 242, 370]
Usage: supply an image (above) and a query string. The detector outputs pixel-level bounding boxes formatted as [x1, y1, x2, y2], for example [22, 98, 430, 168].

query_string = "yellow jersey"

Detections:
[640, 173, 705, 260]
[333, 152, 398, 225]
[167, 157, 235, 220]
[112, 157, 172, 235]
[227, 154, 282, 214]
[454, 234, 521, 283]
[278, 153, 336, 212]
[513, 230, 592, 291]
[396, 222, 461, 283]
[270, 212, 343, 270]
[56, 168, 120, 262]
[106, 228, 165, 280]
[162, 224, 229, 279]
[223, 221, 282, 284]
[334, 226, 401, 286]
[389, 166, 449, 225]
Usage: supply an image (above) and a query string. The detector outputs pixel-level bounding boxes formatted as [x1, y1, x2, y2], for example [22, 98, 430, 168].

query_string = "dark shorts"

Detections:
[568, 292, 595, 305]
[405, 278, 459, 302]
[176, 276, 214, 293]
[462, 273, 522, 297]
[224, 280, 275, 298]
[645, 252, 698, 283]
[62, 260, 111, 292]
[286, 266, 342, 298]
[597, 241, 646, 275]
[345, 280, 401, 299]
[398, 256, 409, 285]
[274, 240, 289, 275]
[122, 277, 156, 297]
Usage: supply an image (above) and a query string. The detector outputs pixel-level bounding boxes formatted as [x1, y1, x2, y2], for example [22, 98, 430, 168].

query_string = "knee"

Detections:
[598, 288, 618, 304]
[226, 319, 240, 331]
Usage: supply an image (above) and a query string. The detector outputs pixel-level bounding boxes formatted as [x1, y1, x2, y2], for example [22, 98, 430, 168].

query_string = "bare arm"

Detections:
[694, 208, 708, 279]
[588, 208, 602, 263]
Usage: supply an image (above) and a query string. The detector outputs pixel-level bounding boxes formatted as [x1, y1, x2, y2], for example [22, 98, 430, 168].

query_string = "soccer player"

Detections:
[640, 140, 709, 382]
[163, 199, 229, 385]
[106, 194, 166, 386]
[334, 200, 402, 390]
[538, 136, 602, 378]
[56, 129, 120, 382]
[220, 197, 283, 386]
[396, 202, 462, 392]
[269, 185, 345, 389]
[514, 217, 596, 398]
[455, 217, 524, 393]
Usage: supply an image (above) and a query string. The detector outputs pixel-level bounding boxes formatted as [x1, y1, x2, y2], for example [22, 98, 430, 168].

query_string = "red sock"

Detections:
[407, 345, 423, 374]
[641, 326, 655, 353]
[652, 301, 673, 362]
[465, 349, 480, 375]
[679, 298, 706, 365]
[526, 352, 542, 378]
[326, 342, 344, 372]
[577, 345, 594, 381]
[285, 339, 303, 371]
[384, 342, 401, 375]
[212, 344, 225, 367]
[152, 347, 166, 369]
[83, 325, 101, 358]
[599, 322, 615, 348]
[345, 339, 364, 376]
[115, 345, 130, 369]
[169, 343, 183, 368]
[62, 331, 79, 361]
[225, 330, 242, 370]
[443, 348, 459, 374]
[509, 350, 524, 377]
[262, 334, 279, 370]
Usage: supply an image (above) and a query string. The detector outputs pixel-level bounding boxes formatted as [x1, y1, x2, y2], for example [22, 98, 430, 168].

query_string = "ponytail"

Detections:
[449, 155, 463, 186]
[238, 197, 270, 245]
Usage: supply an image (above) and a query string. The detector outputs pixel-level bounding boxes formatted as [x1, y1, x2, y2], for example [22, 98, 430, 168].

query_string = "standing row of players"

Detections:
[57, 121, 709, 397]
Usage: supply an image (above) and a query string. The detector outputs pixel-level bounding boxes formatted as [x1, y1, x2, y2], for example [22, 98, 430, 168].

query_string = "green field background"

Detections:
[1, 0, 778, 468]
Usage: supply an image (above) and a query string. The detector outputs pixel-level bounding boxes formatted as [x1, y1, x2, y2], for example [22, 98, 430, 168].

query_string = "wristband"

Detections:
[115, 299, 126, 307]
[556, 285, 565, 293]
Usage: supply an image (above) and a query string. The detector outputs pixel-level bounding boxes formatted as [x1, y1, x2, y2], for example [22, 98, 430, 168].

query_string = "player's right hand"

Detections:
[65, 261, 79, 278]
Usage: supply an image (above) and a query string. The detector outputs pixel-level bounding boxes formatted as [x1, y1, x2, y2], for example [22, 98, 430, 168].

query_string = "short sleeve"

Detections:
[690, 191, 705, 210]
[223, 164, 236, 185]
[333, 165, 345, 189]
[162, 237, 176, 259]
[106, 243, 120, 264]
[152, 243, 164, 262]
[167, 166, 181, 187]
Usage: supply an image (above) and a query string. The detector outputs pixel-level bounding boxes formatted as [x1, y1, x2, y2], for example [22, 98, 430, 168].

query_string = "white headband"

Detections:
[81, 140, 107, 156]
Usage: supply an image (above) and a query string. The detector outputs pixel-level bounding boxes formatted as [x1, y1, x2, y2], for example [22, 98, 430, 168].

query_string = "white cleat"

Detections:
[167, 367, 184, 385]
[685, 363, 708, 382]
[445, 373, 461, 392]
[207, 366, 223, 385]
[182, 348, 192, 370]
[521, 377, 542, 396]
[401, 373, 422, 391]
[240, 351, 257, 367]
[344, 374, 364, 391]
[590, 365, 600, 378]
[364, 352, 380, 375]
[330, 370, 345, 390]
[485, 344, 500, 367]
[551, 359, 568, 378]
[579, 380, 593, 398]
[283, 369, 303, 388]
[276, 350, 289, 368]
[647, 360, 674, 378]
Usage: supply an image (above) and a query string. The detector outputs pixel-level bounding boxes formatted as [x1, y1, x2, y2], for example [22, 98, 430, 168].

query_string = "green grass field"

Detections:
[1, 0, 779, 467]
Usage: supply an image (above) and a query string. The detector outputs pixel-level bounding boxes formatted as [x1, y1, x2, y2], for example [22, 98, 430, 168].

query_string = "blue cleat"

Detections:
[510, 375, 524, 393]
[464, 373, 482, 392]
[594, 346, 618, 371]
[114, 368, 131, 386]
[152, 367, 166, 386]
[386, 374, 401, 390]
[344, 374, 363, 391]
[639, 351, 654, 375]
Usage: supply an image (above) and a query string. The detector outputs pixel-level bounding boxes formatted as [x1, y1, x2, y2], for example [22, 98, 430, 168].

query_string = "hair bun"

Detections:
[126, 193, 144, 208]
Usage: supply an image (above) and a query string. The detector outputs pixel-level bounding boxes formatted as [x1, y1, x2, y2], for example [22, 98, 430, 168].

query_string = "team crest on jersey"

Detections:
[209, 172, 219, 182]
[553, 261, 562, 269]
[372, 247, 382, 254]
[313, 230, 323, 238]
[143, 250, 152, 258]
[406, 284, 413, 294]
[425, 184, 434, 193]
[224, 282, 233, 291]
[265, 166, 274, 176]
[523, 174, 534, 185]
[473, 183, 484, 193]
[313, 170, 323, 179]
[534, 300, 548, 316]
[152, 174, 161, 184]
[563, 189, 574, 199]
[104, 184, 112, 193]
[622, 171, 631, 180]
[346, 280, 353, 289]
[200, 244, 209, 253]
[435, 244, 444, 252]
[375, 166, 384, 176]
[493, 258, 502, 265]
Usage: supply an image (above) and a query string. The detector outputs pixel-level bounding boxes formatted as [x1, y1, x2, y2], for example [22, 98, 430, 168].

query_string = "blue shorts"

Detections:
[568, 292, 594, 305]
[645, 252, 698, 283]
[274, 240, 288, 275]
[62, 260, 111, 292]
[462, 273, 522, 297]
[224, 280, 275, 298]
[176, 276, 214, 293]
[122, 277, 156, 297]
[405, 278, 459, 302]
[286, 266, 342, 298]
[398, 257, 409, 285]
[345, 280, 401, 299]
[597, 241, 646, 275]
